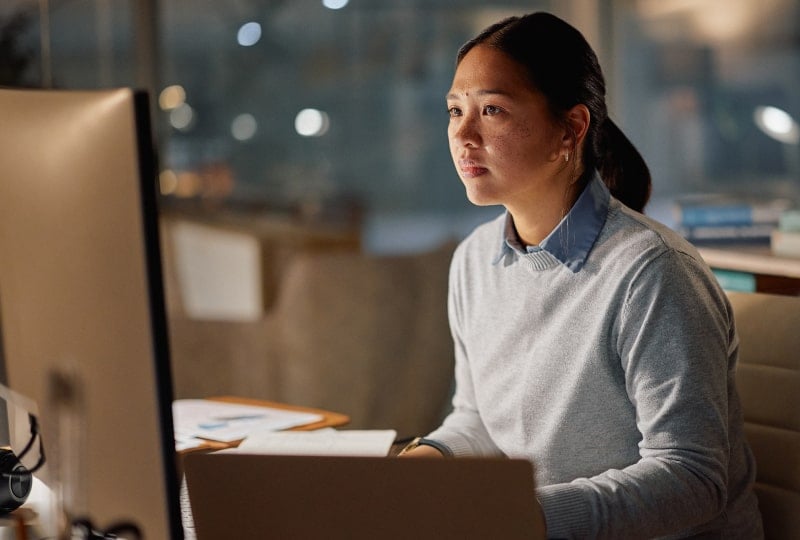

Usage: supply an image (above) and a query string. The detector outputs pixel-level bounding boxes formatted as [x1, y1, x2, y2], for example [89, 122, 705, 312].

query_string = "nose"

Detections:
[450, 115, 481, 148]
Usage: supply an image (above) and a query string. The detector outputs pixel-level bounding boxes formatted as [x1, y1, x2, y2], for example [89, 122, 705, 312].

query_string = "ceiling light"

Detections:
[754, 105, 800, 145]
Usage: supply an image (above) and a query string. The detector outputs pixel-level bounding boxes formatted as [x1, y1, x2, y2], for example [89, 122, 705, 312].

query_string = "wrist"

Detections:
[397, 437, 451, 457]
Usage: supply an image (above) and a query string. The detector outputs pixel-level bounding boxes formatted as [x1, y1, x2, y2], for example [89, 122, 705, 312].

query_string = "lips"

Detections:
[458, 159, 488, 178]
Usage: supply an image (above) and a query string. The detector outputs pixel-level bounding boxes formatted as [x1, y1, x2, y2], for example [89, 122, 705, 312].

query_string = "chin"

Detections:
[465, 192, 500, 207]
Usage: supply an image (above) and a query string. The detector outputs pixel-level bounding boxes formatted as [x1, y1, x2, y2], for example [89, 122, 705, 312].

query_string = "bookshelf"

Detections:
[697, 244, 800, 296]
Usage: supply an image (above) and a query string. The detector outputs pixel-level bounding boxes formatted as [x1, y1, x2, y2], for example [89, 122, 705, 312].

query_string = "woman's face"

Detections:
[446, 45, 567, 209]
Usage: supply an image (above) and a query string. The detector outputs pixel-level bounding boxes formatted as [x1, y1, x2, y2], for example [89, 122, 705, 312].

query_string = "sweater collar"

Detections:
[492, 173, 609, 273]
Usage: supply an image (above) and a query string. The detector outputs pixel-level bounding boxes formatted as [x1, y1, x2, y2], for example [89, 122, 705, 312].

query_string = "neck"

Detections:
[509, 207, 564, 246]
[508, 172, 586, 246]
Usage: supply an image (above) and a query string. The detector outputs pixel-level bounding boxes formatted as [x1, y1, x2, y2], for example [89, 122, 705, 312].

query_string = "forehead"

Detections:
[448, 45, 536, 98]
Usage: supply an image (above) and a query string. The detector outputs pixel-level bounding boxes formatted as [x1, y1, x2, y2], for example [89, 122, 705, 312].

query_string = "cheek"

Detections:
[447, 126, 458, 151]
[448, 136, 459, 161]
[498, 124, 560, 164]
[517, 123, 534, 139]
[488, 129, 531, 164]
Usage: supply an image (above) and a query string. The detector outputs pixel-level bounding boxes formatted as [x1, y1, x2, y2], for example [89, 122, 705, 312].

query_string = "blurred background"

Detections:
[2, 0, 798, 250]
[1, 0, 799, 432]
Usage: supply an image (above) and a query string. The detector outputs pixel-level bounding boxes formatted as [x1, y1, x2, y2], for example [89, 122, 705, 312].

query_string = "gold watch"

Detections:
[397, 437, 423, 456]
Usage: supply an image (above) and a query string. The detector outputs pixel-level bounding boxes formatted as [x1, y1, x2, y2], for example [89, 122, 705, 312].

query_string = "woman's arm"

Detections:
[539, 249, 737, 539]
[417, 245, 504, 458]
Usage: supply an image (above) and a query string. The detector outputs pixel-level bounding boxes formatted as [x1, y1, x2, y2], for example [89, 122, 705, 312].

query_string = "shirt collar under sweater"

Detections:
[493, 172, 609, 273]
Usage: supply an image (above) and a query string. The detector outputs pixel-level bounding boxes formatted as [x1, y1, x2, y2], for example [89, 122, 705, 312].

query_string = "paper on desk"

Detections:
[233, 428, 397, 457]
[173, 399, 323, 445]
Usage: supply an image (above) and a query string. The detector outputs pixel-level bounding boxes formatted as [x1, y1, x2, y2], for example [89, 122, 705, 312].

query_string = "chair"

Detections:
[165, 223, 458, 439]
[727, 291, 800, 540]
[272, 244, 456, 438]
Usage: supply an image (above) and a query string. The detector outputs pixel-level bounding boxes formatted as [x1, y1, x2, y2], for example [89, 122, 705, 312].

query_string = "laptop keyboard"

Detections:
[180, 475, 197, 540]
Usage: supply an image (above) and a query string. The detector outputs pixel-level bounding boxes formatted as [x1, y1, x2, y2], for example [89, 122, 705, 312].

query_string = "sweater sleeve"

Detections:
[425, 245, 503, 458]
[425, 331, 504, 457]
[538, 249, 736, 539]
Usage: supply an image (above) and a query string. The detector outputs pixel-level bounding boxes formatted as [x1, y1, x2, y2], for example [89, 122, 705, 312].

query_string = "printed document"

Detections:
[173, 399, 323, 450]
[234, 428, 397, 457]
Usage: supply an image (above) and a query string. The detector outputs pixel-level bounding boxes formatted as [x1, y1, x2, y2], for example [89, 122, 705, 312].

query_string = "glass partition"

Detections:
[611, 0, 800, 225]
[156, 1, 555, 253]
[3, 1, 799, 241]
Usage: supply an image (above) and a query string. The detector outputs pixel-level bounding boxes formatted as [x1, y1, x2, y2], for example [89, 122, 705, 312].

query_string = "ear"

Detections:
[560, 104, 591, 159]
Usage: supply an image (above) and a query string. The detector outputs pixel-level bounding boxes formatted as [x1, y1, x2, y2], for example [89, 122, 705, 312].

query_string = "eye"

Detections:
[447, 106, 462, 118]
[483, 105, 503, 116]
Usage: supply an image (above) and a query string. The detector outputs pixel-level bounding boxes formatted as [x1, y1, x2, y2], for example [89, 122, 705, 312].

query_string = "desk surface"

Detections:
[698, 244, 800, 279]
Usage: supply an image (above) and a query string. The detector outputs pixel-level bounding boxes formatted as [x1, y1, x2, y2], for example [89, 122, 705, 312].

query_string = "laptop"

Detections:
[184, 453, 544, 540]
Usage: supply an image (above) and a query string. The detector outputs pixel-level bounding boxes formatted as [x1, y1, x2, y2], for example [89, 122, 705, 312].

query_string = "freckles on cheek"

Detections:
[516, 125, 534, 139]
[514, 122, 533, 138]
[492, 132, 531, 167]
[488, 134, 512, 157]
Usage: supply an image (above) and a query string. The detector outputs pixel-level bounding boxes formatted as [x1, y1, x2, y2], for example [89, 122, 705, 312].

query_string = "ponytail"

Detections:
[596, 118, 652, 213]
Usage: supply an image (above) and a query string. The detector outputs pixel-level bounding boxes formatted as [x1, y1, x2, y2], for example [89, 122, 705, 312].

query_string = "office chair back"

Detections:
[727, 291, 800, 540]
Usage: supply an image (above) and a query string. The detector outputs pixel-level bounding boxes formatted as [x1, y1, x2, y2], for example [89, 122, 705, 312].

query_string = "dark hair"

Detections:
[457, 12, 651, 212]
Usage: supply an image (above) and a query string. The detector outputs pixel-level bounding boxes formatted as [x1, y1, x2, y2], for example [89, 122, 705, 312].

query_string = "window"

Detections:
[612, 0, 800, 225]
[2, 0, 798, 242]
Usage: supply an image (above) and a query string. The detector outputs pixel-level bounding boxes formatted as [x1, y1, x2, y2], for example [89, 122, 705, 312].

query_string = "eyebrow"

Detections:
[445, 89, 513, 100]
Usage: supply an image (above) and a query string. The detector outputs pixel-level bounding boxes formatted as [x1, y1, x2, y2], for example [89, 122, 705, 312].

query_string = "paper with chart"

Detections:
[173, 399, 323, 450]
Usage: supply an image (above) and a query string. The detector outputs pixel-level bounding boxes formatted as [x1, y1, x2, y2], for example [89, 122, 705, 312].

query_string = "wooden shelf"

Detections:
[697, 245, 800, 279]
[697, 244, 800, 295]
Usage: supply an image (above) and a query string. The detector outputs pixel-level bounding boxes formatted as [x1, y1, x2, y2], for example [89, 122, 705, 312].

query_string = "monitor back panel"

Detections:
[0, 88, 180, 538]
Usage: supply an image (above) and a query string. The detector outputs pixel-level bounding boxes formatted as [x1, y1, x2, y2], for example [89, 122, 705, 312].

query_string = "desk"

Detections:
[208, 395, 350, 431]
[178, 398, 351, 539]
[698, 244, 800, 295]
[0, 510, 32, 540]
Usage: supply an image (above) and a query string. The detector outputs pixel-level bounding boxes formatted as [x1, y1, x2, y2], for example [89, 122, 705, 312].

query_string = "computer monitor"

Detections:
[0, 87, 182, 538]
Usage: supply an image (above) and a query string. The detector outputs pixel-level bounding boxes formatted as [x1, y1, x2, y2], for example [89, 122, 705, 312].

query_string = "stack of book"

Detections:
[672, 195, 793, 244]
[771, 210, 800, 258]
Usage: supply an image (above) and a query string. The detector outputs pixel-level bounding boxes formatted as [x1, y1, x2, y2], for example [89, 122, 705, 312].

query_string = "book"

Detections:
[672, 196, 792, 228]
[233, 428, 398, 457]
[779, 209, 800, 233]
[676, 223, 774, 244]
[771, 229, 800, 259]
[712, 269, 756, 293]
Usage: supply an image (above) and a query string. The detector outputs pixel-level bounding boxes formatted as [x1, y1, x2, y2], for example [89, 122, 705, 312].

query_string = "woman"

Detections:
[399, 12, 763, 539]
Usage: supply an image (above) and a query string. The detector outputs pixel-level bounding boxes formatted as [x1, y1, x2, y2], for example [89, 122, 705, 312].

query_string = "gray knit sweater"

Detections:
[426, 176, 763, 539]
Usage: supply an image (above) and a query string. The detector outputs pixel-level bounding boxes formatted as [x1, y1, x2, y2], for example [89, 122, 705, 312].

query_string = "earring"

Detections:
[564, 153, 569, 163]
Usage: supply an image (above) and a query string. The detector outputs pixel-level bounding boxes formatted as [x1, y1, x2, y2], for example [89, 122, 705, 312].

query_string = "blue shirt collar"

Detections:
[492, 173, 609, 273]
